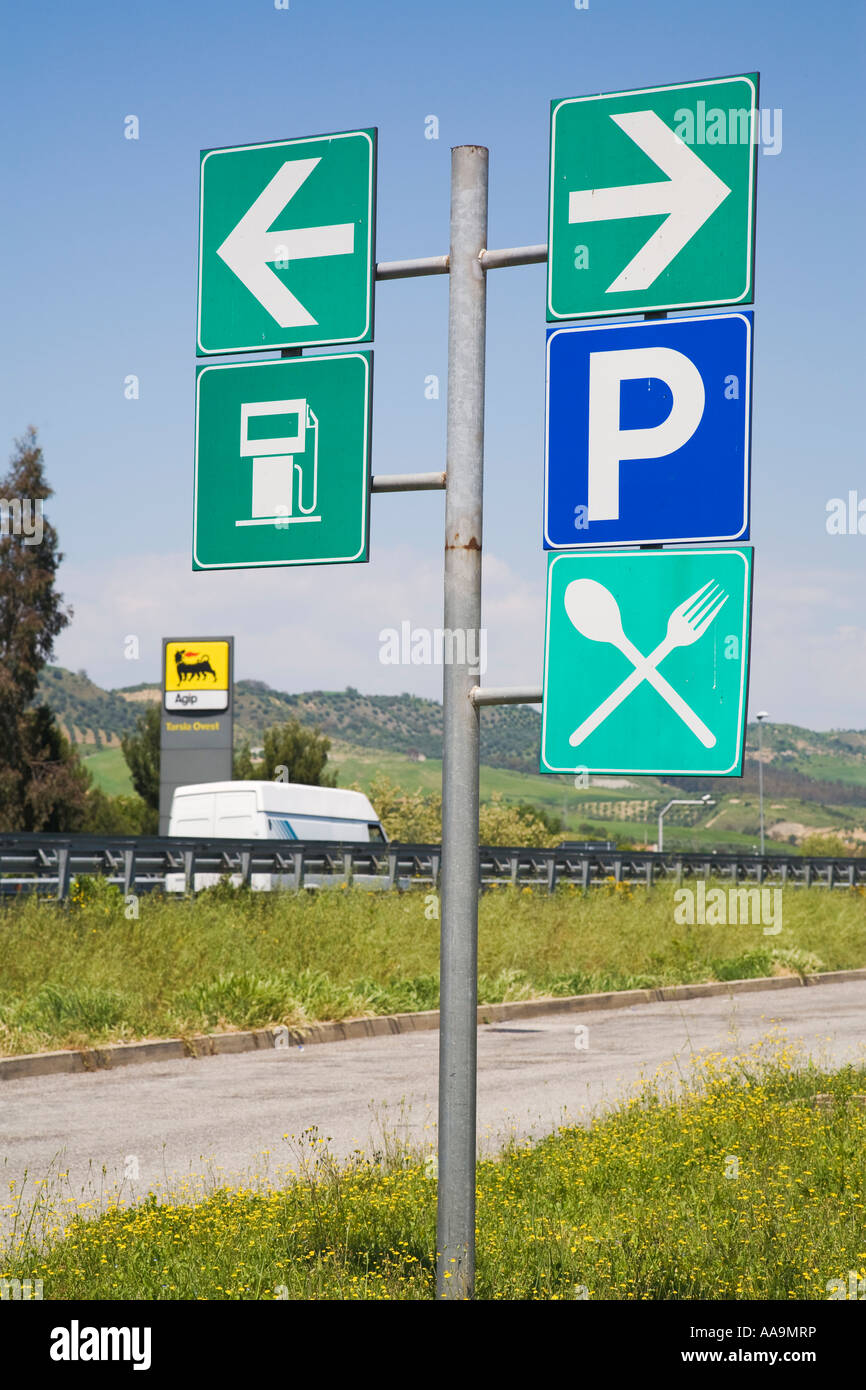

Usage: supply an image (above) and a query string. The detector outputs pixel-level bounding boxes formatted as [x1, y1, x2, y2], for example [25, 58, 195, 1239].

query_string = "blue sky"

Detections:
[1, 0, 863, 728]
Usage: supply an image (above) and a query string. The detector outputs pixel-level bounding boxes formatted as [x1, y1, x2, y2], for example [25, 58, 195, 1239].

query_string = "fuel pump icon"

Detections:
[236, 398, 321, 527]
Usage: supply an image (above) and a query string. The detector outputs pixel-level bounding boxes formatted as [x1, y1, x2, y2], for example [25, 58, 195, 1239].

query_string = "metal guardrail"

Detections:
[0, 833, 865, 901]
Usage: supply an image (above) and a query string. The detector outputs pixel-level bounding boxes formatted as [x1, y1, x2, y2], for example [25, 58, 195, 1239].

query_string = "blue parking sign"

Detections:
[544, 312, 752, 548]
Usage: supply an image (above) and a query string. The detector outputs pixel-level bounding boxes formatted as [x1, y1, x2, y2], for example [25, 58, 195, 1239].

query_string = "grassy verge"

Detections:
[4, 1048, 865, 1299]
[0, 879, 864, 1057]
[80, 747, 134, 797]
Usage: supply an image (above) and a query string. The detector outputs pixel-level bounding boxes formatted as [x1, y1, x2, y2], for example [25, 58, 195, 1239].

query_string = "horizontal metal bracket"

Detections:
[371, 472, 446, 492]
[469, 686, 543, 707]
[376, 255, 449, 280]
[375, 244, 548, 281]
[479, 244, 548, 270]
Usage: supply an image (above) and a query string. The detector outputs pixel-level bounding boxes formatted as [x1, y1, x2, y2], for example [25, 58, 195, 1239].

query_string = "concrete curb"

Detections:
[2, 967, 865, 1083]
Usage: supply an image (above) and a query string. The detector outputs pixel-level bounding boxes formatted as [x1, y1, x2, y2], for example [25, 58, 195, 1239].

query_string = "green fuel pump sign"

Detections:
[193, 353, 372, 570]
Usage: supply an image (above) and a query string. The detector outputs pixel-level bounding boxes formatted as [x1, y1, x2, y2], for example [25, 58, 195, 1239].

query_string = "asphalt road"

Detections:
[2, 980, 865, 1221]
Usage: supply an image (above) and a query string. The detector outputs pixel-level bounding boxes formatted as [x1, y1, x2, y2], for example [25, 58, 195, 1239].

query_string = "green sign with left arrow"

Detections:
[197, 129, 376, 354]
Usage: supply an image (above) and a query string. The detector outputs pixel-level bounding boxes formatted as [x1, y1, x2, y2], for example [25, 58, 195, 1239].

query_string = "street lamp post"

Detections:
[657, 795, 715, 852]
[756, 711, 769, 855]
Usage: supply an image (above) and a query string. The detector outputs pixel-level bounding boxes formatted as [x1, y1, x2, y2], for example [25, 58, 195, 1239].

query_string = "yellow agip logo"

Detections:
[164, 640, 230, 711]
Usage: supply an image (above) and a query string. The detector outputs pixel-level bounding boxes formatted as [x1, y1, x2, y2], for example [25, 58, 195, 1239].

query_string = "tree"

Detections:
[120, 704, 161, 812]
[234, 719, 336, 786]
[81, 786, 158, 835]
[478, 794, 555, 847]
[364, 775, 441, 842]
[362, 776, 558, 847]
[18, 704, 90, 831]
[512, 800, 563, 837]
[0, 429, 88, 831]
[800, 831, 862, 858]
[232, 741, 256, 781]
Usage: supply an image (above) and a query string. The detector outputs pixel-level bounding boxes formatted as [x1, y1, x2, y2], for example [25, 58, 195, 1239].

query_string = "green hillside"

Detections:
[36, 669, 546, 773]
[231, 681, 543, 772]
[37, 667, 148, 748]
[34, 667, 866, 849]
[40, 668, 866, 796]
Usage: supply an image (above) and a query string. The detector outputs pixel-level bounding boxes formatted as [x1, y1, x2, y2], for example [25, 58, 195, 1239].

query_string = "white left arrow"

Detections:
[568, 110, 731, 294]
[217, 158, 355, 327]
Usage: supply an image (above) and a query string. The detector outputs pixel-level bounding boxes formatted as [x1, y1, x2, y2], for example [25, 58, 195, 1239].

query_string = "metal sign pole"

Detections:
[437, 144, 488, 1301]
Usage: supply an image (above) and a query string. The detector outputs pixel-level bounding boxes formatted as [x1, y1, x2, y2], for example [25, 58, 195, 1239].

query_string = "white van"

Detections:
[168, 781, 386, 843]
[165, 781, 387, 892]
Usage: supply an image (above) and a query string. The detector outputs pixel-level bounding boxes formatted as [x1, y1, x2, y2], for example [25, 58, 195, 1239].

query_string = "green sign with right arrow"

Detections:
[548, 74, 758, 320]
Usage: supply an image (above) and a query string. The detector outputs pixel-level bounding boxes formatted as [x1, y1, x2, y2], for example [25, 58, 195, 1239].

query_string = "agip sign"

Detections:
[159, 636, 234, 835]
[164, 639, 231, 712]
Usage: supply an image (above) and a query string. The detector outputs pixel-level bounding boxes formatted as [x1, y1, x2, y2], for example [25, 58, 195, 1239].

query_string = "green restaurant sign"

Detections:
[541, 547, 753, 777]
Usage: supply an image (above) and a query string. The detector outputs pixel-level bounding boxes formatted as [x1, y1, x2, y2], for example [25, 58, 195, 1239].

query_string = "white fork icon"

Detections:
[566, 579, 728, 747]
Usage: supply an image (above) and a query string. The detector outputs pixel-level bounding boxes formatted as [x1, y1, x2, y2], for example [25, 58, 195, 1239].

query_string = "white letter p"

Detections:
[587, 346, 705, 521]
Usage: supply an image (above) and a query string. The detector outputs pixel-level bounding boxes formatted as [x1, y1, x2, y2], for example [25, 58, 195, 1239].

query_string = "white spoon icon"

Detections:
[563, 578, 717, 747]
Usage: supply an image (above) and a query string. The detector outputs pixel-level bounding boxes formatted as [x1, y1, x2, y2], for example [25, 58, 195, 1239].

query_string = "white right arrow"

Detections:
[217, 158, 355, 327]
[568, 110, 731, 293]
